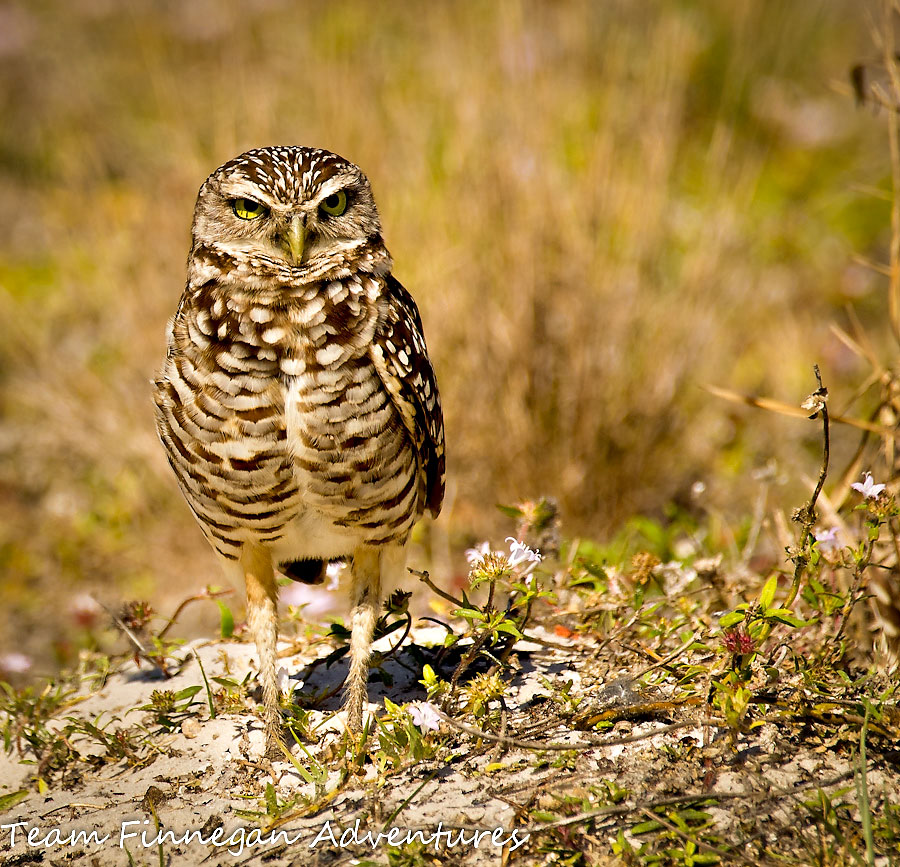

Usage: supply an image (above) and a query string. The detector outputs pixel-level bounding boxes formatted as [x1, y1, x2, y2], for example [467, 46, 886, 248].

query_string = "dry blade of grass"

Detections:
[703, 384, 891, 434]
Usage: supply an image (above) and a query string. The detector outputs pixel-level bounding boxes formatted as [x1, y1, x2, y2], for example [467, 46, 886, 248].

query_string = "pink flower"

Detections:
[408, 701, 441, 732]
[0, 652, 32, 674]
[70, 594, 102, 629]
[814, 527, 840, 553]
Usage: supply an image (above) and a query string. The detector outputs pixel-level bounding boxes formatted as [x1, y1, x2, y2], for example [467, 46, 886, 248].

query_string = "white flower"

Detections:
[324, 561, 344, 591]
[814, 527, 840, 552]
[408, 701, 441, 732]
[276, 666, 291, 695]
[465, 541, 492, 564]
[851, 472, 886, 500]
[0, 652, 32, 674]
[506, 537, 541, 573]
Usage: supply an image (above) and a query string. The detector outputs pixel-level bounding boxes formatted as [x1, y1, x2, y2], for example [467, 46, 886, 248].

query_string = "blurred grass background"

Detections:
[0, 0, 893, 671]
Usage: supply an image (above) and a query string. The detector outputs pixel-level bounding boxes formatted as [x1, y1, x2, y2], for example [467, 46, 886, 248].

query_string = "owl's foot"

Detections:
[343, 685, 366, 734]
[264, 709, 287, 759]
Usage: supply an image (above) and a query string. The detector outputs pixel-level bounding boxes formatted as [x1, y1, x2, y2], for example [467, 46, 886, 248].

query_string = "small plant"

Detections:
[137, 686, 203, 732]
[459, 671, 506, 721]
[210, 672, 254, 714]
[373, 698, 438, 771]
[234, 781, 302, 827]
[417, 533, 554, 717]
[0, 679, 77, 757]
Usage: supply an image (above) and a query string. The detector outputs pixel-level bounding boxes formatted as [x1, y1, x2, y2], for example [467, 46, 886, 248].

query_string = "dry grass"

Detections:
[0, 0, 893, 669]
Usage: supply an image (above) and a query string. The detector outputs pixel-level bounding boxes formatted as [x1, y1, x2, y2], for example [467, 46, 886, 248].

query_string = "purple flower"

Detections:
[851, 473, 886, 499]
[722, 629, 755, 655]
[814, 527, 840, 553]
[408, 701, 441, 732]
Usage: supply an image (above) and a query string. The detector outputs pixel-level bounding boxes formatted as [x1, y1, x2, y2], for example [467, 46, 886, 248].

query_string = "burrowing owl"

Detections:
[153, 146, 445, 752]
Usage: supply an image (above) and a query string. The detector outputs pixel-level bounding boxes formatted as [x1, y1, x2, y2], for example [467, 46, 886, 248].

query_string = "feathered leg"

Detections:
[344, 544, 408, 732]
[241, 542, 283, 756]
[344, 546, 382, 732]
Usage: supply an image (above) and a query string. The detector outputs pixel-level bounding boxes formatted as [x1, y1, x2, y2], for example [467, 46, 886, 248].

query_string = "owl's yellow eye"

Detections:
[319, 190, 348, 217]
[232, 198, 268, 220]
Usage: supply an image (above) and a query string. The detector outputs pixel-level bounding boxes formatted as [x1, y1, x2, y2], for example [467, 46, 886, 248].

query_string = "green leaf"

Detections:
[174, 686, 203, 701]
[719, 611, 746, 628]
[496, 503, 524, 519]
[766, 609, 808, 627]
[264, 782, 279, 816]
[217, 601, 234, 638]
[580, 559, 608, 579]
[292, 762, 315, 785]
[0, 790, 29, 813]
[495, 621, 524, 639]
[328, 622, 351, 640]
[631, 819, 662, 835]
[759, 574, 778, 610]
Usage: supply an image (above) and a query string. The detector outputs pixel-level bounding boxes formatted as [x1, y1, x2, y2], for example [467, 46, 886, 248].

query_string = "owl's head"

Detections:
[190, 146, 387, 280]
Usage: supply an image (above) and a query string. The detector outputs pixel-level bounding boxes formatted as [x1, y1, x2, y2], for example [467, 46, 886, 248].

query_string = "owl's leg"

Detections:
[241, 542, 283, 757]
[344, 544, 408, 732]
[344, 546, 383, 732]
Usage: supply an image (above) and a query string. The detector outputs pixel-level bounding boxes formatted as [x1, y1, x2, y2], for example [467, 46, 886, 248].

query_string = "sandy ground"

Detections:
[1, 624, 898, 866]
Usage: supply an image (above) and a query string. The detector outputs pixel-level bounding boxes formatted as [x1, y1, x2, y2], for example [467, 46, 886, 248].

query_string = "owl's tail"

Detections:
[279, 557, 328, 584]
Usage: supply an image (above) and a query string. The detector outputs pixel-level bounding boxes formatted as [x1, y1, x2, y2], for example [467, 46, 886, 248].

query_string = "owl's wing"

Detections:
[370, 274, 445, 518]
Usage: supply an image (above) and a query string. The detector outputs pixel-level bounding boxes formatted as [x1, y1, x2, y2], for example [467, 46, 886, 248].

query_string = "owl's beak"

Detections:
[284, 214, 306, 263]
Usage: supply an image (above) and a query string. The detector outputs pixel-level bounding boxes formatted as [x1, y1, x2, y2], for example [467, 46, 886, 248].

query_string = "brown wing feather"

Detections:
[370, 274, 445, 518]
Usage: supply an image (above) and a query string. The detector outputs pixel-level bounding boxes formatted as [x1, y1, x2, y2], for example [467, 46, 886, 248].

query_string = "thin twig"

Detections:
[785, 366, 830, 612]
[526, 768, 857, 832]
[628, 632, 701, 680]
[433, 708, 715, 751]
[411, 567, 465, 609]
[377, 613, 413, 664]
[92, 596, 170, 677]
[157, 588, 234, 641]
